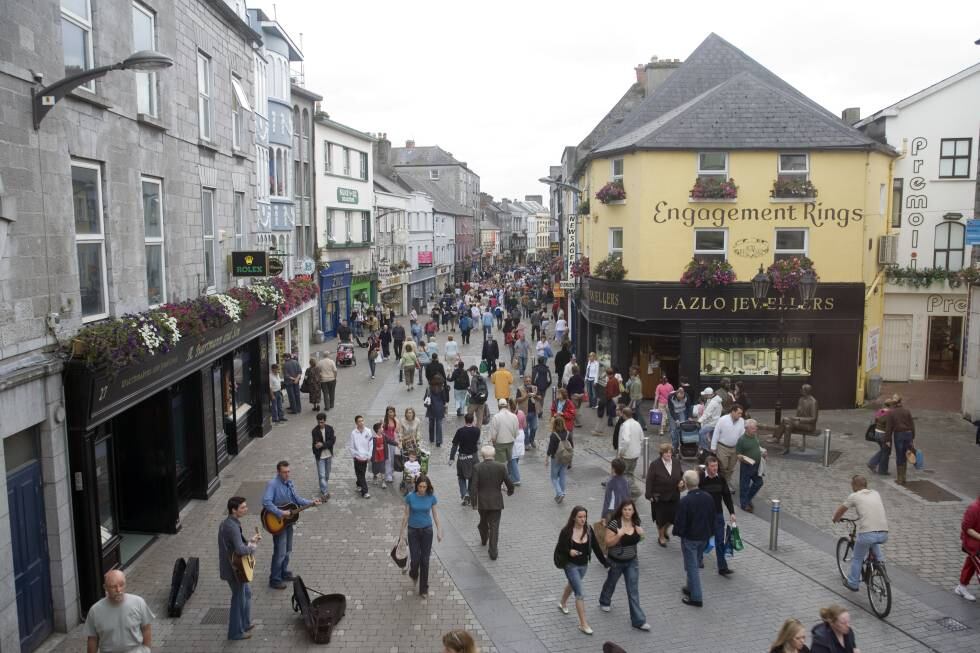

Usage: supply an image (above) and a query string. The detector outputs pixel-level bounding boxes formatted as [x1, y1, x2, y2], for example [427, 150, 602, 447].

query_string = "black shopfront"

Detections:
[64, 308, 276, 612]
[577, 279, 865, 409]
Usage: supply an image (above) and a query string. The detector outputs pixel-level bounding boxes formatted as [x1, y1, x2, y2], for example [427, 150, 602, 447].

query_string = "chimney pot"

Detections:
[406, 139, 415, 148]
[841, 107, 861, 125]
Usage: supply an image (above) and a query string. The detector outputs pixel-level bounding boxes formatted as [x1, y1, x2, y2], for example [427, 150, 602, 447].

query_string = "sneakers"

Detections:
[599, 604, 611, 613]
[634, 623, 651, 632]
[954, 584, 977, 601]
[381, 482, 388, 489]
[362, 492, 371, 499]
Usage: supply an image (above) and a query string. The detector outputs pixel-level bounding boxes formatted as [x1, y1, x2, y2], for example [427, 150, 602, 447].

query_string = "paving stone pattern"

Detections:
[41, 318, 979, 652]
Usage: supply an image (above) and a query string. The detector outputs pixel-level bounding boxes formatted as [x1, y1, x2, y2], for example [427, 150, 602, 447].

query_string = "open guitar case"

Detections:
[291, 575, 346, 644]
[167, 557, 199, 617]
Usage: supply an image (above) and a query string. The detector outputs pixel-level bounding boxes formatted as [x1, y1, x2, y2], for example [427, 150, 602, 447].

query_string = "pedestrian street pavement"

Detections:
[39, 320, 980, 652]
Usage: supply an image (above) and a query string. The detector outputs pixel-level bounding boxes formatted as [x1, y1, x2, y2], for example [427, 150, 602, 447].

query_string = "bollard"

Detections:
[769, 499, 781, 551]
[641, 437, 650, 479]
[822, 428, 832, 467]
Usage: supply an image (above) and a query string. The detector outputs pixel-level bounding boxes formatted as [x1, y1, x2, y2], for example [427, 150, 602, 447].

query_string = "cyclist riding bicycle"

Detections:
[832, 475, 888, 592]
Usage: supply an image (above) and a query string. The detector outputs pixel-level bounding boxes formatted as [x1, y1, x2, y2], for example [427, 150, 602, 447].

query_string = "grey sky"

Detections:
[269, 0, 979, 203]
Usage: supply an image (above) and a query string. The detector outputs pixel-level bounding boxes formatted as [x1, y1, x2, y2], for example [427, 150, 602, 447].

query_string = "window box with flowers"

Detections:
[770, 178, 818, 203]
[596, 181, 626, 205]
[767, 256, 818, 293]
[680, 258, 737, 288]
[570, 256, 590, 279]
[884, 265, 980, 289]
[689, 177, 738, 202]
[592, 254, 627, 281]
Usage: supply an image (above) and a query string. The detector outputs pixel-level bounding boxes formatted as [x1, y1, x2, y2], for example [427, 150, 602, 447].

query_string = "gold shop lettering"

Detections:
[661, 296, 835, 312]
[652, 201, 863, 228]
[587, 290, 620, 306]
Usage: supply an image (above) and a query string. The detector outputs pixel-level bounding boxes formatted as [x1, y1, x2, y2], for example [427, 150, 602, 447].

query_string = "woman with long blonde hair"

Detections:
[769, 618, 809, 653]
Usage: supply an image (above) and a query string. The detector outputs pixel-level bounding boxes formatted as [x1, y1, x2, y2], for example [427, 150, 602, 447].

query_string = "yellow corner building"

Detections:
[572, 34, 896, 409]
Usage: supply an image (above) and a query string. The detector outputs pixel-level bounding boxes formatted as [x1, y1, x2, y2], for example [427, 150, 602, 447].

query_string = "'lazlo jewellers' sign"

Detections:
[652, 201, 864, 228]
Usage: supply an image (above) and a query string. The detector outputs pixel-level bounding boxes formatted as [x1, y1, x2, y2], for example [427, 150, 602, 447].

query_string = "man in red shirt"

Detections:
[955, 493, 980, 601]
[604, 368, 621, 427]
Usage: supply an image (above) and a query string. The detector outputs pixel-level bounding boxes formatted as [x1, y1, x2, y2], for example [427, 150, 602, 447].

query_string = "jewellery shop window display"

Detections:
[594, 326, 613, 368]
[699, 334, 812, 378]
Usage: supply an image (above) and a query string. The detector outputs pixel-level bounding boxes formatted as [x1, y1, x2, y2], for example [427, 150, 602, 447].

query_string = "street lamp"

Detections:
[32, 50, 174, 129]
[751, 264, 819, 424]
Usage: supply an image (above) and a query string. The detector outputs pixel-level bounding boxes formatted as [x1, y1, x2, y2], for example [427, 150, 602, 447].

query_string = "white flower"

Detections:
[212, 294, 242, 322]
[250, 283, 284, 307]
[134, 317, 164, 353]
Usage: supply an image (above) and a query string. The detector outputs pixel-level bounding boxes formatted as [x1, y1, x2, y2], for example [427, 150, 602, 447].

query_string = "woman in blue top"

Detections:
[399, 475, 443, 598]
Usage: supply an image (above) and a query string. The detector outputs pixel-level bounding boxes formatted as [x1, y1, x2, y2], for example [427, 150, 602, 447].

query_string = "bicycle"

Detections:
[835, 517, 892, 618]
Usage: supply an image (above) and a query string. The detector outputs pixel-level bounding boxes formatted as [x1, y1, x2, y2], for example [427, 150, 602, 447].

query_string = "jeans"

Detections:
[407, 526, 434, 594]
[385, 443, 397, 482]
[671, 422, 682, 451]
[394, 340, 404, 359]
[428, 417, 443, 446]
[368, 355, 376, 378]
[550, 459, 567, 497]
[518, 356, 528, 376]
[353, 458, 369, 496]
[700, 513, 729, 571]
[681, 538, 707, 602]
[461, 329, 471, 344]
[315, 455, 332, 495]
[893, 431, 914, 469]
[868, 431, 889, 473]
[698, 424, 714, 450]
[483, 324, 492, 340]
[269, 526, 294, 585]
[285, 383, 301, 413]
[271, 390, 284, 422]
[454, 389, 468, 414]
[525, 411, 538, 445]
[848, 531, 888, 589]
[457, 476, 470, 499]
[508, 457, 521, 483]
[599, 557, 646, 627]
[586, 380, 596, 407]
[606, 398, 617, 425]
[738, 461, 763, 508]
[564, 563, 588, 600]
[226, 579, 251, 639]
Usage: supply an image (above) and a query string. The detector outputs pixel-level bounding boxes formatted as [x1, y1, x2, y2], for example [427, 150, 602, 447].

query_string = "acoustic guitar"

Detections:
[231, 527, 260, 583]
[260, 497, 326, 535]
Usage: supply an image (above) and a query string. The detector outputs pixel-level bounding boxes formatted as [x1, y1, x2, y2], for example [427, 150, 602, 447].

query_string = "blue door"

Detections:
[7, 461, 53, 652]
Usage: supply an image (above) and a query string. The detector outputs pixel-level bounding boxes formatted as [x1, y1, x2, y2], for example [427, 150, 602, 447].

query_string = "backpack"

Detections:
[471, 376, 488, 404]
[555, 433, 573, 466]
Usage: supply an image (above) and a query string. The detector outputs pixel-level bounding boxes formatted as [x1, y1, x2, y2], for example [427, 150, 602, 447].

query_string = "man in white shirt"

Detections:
[697, 388, 722, 450]
[269, 364, 286, 424]
[562, 355, 577, 388]
[617, 407, 644, 495]
[833, 475, 888, 591]
[490, 398, 519, 464]
[710, 404, 745, 488]
[85, 569, 153, 652]
[348, 415, 374, 498]
[585, 353, 600, 408]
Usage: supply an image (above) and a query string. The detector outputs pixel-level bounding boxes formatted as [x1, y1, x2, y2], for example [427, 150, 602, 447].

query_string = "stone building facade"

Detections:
[0, 0, 258, 649]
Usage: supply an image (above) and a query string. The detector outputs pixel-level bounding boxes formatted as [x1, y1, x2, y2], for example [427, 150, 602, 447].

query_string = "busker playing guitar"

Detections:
[262, 461, 322, 589]
[218, 496, 261, 640]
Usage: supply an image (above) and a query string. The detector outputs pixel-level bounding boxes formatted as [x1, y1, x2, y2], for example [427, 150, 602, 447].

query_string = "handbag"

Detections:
[906, 449, 917, 465]
[390, 536, 408, 569]
[393, 454, 405, 473]
[592, 520, 609, 555]
[864, 424, 878, 442]
[512, 431, 525, 459]
[423, 389, 431, 407]
[300, 378, 310, 394]
[758, 452, 767, 477]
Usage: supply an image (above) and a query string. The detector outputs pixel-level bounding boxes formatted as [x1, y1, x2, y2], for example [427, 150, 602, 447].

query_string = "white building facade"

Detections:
[857, 64, 980, 382]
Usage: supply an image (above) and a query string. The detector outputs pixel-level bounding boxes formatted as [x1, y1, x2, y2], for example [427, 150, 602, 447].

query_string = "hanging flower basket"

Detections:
[767, 257, 818, 294]
[771, 178, 818, 199]
[680, 258, 737, 287]
[578, 199, 591, 215]
[570, 256, 590, 279]
[690, 177, 738, 200]
[596, 181, 626, 204]
[592, 254, 627, 281]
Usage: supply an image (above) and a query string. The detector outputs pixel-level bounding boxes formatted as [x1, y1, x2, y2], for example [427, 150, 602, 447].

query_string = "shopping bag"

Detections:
[703, 536, 715, 554]
[390, 537, 408, 569]
[906, 449, 917, 466]
[914, 449, 925, 470]
[649, 409, 663, 426]
[479, 360, 489, 374]
[730, 525, 744, 551]
[724, 526, 735, 558]
[592, 520, 608, 555]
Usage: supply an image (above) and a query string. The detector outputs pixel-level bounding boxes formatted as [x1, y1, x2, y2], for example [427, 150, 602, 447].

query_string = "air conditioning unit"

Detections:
[877, 234, 898, 265]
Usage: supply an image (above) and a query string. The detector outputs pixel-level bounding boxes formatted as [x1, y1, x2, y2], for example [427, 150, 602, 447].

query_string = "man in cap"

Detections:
[490, 397, 519, 464]
[697, 387, 722, 452]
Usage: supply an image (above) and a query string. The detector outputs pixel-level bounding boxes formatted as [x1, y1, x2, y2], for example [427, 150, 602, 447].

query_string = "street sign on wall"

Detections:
[337, 188, 359, 204]
[418, 251, 433, 267]
[966, 219, 980, 245]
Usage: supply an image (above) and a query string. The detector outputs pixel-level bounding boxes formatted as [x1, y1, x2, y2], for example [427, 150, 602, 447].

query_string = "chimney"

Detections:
[372, 132, 393, 176]
[841, 107, 861, 125]
[524, 195, 543, 204]
[405, 139, 415, 148]
[641, 56, 682, 95]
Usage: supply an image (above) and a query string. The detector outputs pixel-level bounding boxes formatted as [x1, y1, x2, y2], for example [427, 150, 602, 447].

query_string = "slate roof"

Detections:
[399, 175, 472, 216]
[390, 146, 466, 168]
[594, 33, 889, 155]
[374, 173, 413, 196]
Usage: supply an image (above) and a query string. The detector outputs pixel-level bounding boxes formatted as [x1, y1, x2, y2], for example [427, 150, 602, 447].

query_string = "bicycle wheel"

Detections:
[867, 563, 892, 619]
[835, 537, 853, 582]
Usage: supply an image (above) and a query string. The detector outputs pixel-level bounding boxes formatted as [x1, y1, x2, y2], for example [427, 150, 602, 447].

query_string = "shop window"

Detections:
[697, 152, 728, 182]
[594, 326, 612, 368]
[891, 178, 903, 228]
[934, 221, 965, 271]
[62, 0, 94, 91]
[700, 335, 812, 377]
[233, 348, 254, 421]
[774, 228, 807, 261]
[611, 158, 624, 182]
[94, 438, 117, 546]
[693, 228, 726, 262]
[142, 177, 165, 305]
[777, 153, 808, 181]
[939, 138, 971, 178]
[72, 161, 109, 321]
[609, 228, 623, 258]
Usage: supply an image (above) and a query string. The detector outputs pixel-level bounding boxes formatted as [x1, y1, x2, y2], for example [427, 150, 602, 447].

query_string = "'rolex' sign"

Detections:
[231, 251, 267, 277]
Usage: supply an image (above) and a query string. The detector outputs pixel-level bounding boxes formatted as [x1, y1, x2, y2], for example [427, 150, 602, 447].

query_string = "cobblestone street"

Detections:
[40, 323, 980, 652]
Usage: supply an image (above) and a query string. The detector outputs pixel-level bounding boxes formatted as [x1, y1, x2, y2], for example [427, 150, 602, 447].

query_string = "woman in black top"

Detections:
[554, 505, 607, 636]
[598, 499, 651, 631]
[448, 413, 482, 505]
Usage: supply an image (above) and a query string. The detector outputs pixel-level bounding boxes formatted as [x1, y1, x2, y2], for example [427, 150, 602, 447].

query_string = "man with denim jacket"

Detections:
[262, 461, 320, 589]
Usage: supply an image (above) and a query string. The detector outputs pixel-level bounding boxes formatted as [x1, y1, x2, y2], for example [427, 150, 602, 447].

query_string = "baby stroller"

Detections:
[399, 445, 430, 494]
[678, 420, 701, 460]
[335, 343, 357, 367]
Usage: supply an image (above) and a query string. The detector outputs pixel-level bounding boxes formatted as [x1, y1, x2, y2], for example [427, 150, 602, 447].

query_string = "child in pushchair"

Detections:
[399, 449, 430, 494]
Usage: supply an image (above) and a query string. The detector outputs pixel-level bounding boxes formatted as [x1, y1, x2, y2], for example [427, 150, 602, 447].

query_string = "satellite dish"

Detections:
[394, 230, 409, 246]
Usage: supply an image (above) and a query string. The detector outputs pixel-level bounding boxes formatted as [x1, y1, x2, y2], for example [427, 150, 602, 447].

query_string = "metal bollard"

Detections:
[822, 428, 832, 467]
[769, 499, 781, 551]
[641, 437, 649, 479]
